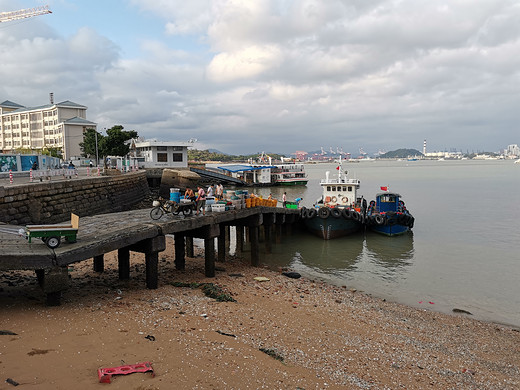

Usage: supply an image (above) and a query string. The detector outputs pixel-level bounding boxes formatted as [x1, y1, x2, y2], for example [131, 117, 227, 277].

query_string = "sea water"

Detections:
[247, 159, 520, 327]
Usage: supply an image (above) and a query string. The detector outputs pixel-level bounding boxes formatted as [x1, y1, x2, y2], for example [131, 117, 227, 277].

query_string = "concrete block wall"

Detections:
[0, 172, 150, 225]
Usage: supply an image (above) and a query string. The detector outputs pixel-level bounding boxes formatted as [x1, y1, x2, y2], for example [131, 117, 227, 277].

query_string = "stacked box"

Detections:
[211, 203, 226, 212]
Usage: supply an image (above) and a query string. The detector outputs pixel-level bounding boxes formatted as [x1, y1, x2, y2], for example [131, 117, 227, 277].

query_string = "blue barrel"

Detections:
[170, 188, 180, 203]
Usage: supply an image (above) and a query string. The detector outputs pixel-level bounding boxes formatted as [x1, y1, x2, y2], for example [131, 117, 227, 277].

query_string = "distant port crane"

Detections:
[0, 5, 51, 23]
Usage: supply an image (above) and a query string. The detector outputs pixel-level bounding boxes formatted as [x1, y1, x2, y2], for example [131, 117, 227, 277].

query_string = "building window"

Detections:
[156, 146, 167, 151]
[172, 153, 183, 162]
[30, 113, 42, 121]
[172, 146, 183, 151]
[157, 153, 168, 162]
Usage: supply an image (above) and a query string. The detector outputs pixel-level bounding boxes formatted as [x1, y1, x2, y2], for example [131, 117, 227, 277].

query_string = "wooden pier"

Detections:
[0, 207, 300, 305]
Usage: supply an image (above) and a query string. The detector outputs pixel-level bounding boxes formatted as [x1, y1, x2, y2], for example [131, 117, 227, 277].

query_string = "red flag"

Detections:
[336, 166, 340, 170]
[380, 186, 388, 191]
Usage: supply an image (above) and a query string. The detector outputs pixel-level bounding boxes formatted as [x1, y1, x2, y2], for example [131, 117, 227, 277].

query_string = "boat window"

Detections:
[327, 186, 331, 191]
[348, 186, 352, 192]
[332, 186, 336, 191]
[343, 186, 347, 191]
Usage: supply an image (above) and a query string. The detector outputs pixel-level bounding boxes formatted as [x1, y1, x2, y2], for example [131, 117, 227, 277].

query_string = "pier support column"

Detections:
[249, 226, 260, 267]
[205, 238, 216, 277]
[35, 269, 44, 287]
[185, 236, 194, 258]
[145, 252, 159, 289]
[236, 226, 244, 254]
[218, 224, 226, 263]
[40, 266, 69, 306]
[93, 254, 104, 273]
[275, 213, 285, 244]
[263, 213, 275, 254]
[129, 236, 166, 290]
[174, 234, 185, 270]
[244, 214, 263, 267]
[118, 248, 130, 280]
[264, 224, 272, 254]
[188, 224, 220, 277]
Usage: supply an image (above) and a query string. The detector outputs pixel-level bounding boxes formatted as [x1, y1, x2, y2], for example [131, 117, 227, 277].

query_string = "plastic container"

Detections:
[211, 204, 226, 212]
[170, 188, 180, 203]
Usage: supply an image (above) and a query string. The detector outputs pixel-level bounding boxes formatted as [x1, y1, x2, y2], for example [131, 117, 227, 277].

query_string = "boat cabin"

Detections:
[374, 192, 402, 213]
[319, 169, 361, 208]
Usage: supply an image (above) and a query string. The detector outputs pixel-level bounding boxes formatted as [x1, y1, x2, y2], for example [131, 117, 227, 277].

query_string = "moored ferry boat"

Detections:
[365, 189, 414, 236]
[301, 157, 366, 239]
[271, 163, 308, 186]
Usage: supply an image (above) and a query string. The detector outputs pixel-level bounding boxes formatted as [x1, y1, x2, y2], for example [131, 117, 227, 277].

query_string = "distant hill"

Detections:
[380, 149, 423, 159]
[207, 148, 227, 154]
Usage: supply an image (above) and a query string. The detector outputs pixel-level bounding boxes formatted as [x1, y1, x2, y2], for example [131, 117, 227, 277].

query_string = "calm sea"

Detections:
[242, 159, 520, 327]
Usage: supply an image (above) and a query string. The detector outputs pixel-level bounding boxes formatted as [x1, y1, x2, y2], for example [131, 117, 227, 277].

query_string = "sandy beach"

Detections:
[1, 237, 519, 389]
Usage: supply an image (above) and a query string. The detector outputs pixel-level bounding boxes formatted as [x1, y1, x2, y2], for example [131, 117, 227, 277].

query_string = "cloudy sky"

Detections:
[1, 0, 519, 156]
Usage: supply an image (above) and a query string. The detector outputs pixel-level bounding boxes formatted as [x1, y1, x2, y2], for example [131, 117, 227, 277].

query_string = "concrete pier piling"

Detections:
[1, 206, 300, 305]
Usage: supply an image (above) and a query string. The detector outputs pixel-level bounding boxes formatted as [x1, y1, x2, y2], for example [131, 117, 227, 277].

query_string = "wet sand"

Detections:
[1, 237, 519, 389]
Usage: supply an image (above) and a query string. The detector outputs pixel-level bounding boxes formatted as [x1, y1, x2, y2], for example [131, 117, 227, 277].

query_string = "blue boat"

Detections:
[366, 191, 414, 236]
[301, 156, 366, 240]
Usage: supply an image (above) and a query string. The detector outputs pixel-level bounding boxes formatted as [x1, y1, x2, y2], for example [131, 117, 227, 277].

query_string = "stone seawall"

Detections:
[0, 172, 150, 225]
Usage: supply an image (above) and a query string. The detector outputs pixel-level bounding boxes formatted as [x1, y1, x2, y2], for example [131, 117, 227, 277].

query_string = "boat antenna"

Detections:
[336, 155, 343, 181]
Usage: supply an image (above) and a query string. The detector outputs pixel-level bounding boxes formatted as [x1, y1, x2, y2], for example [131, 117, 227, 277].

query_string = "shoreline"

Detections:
[1, 237, 519, 389]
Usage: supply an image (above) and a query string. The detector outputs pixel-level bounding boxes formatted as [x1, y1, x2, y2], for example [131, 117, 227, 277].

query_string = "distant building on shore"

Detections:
[133, 139, 192, 169]
[506, 144, 519, 157]
[0, 99, 96, 161]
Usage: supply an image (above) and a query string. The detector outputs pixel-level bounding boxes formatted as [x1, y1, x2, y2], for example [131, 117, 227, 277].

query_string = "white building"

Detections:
[0, 100, 96, 160]
[506, 144, 519, 157]
[133, 140, 191, 169]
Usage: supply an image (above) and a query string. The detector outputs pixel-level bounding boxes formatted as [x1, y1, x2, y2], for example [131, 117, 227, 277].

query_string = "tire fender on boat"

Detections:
[300, 206, 307, 219]
[374, 214, 385, 225]
[409, 216, 415, 228]
[318, 207, 331, 219]
[308, 208, 318, 218]
[341, 208, 351, 219]
[331, 208, 342, 218]
[351, 210, 360, 221]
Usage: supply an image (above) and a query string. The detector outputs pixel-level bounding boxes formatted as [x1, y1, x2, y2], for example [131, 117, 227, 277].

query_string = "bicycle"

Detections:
[150, 198, 195, 220]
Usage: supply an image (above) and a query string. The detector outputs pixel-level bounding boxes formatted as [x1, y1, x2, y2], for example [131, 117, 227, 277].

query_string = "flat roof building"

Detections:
[134, 140, 192, 169]
[0, 99, 96, 160]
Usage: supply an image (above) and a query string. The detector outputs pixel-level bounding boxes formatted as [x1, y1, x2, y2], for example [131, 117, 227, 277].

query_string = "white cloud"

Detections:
[206, 44, 282, 82]
[1, 0, 519, 154]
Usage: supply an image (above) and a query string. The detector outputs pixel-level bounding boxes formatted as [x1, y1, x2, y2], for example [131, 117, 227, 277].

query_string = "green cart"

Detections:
[25, 213, 79, 249]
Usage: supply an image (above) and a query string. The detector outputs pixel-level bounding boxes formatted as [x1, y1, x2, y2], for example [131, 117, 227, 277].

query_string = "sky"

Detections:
[1, 0, 519, 156]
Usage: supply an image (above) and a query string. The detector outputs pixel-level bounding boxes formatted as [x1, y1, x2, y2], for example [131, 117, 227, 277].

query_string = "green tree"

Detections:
[42, 147, 62, 159]
[103, 125, 138, 157]
[80, 128, 102, 159]
[80, 126, 138, 165]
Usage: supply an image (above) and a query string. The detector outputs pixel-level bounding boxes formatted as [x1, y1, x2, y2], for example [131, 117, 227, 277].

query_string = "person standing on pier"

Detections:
[184, 187, 196, 201]
[207, 184, 215, 198]
[282, 192, 287, 208]
[196, 186, 206, 216]
[216, 183, 224, 200]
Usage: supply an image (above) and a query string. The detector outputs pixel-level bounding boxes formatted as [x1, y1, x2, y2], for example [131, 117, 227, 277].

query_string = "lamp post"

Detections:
[95, 130, 99, 167]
